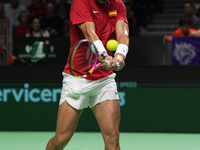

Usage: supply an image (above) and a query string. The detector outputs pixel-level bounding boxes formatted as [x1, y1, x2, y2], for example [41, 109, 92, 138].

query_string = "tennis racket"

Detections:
[69, 39, 110, 78]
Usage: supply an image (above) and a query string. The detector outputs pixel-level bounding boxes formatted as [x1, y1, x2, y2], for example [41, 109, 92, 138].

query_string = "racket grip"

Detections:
[105, 60, 110, 66]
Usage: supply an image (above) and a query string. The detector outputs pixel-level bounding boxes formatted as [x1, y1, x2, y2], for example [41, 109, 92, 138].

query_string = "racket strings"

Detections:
[69, 39, 105, 78]
[85, 46, 95, 67]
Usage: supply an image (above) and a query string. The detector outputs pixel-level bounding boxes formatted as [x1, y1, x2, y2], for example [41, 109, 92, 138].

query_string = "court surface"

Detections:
[1, 132, 200, 150]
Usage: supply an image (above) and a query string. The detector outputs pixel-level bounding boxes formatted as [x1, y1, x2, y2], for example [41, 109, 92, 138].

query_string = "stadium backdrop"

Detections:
[1, 36, 200, 133]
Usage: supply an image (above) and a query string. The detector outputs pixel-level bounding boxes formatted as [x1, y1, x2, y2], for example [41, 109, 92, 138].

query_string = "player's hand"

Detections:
[103, 55, 115, 71]
[113, 53, 125, 71]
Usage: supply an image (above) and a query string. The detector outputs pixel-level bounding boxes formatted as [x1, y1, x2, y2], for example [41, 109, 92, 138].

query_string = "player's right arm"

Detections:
[78, 22, 98, 42]
[78, 22, 115, 70]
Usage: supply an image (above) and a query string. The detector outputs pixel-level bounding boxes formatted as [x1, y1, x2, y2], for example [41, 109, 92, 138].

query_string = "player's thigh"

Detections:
[55, 101, 84, 137]
[92, 100, 120, 133]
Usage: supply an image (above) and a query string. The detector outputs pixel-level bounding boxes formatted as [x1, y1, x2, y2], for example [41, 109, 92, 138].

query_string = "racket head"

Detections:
[69, 39, 101, 78]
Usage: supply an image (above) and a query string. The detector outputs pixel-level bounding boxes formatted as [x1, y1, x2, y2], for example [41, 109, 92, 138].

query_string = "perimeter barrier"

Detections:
[0, 18, 13, 66]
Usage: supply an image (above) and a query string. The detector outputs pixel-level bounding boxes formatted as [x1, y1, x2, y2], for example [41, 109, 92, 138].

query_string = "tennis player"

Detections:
[46, 0, 129, 149]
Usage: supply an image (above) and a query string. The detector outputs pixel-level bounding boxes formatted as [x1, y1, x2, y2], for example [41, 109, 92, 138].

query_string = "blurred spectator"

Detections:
[0, 3, 10, 38]
[192, 0, 200, 16]
[15, 11, 30, 37]
[66, 0, 72, 5]
[182, 2, 200, 30]
[41, 3, 64, 36]
[123, 0, 160, 33]
[55, 0, 70, 20]
[0, 3, 7, 19]
[133, 0, 152, 29]
[125, 2, 138, 35]
[4, 0, 26, 26]
[126, 0, 135, 12]
[173, 17, 197, 36]
[26, 17, 50, 37]
[27, 0, 46, 19]
[19, 0, 32, 7]
[55, 0, 71, 36]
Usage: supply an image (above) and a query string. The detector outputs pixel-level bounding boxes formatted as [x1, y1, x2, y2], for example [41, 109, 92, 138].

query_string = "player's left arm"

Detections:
[114, 20, 129, 71]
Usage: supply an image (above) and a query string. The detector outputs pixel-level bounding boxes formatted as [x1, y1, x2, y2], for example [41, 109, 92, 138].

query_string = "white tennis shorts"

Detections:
[59, 72, 119, 110]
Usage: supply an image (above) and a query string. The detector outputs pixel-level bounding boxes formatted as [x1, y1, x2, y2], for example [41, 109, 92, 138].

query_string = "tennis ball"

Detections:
[106, 39, 118, 51]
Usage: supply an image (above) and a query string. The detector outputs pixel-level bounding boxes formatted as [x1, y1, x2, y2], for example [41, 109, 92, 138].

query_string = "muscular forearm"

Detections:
[115, 21, 129, 60]
[78, 21, 109, 56]
[116, 20, 129, 46]
[78, 22, 99, 42]
[117, 28, 129, 46]
[112, 20, 129, 70]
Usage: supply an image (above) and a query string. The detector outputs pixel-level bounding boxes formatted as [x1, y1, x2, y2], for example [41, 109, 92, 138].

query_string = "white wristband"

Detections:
[93, 40, 106, 55]
[115, 44, 128, 59]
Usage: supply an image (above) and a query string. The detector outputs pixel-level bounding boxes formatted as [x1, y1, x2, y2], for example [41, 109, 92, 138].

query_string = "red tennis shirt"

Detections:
[64, 0, 128, 80]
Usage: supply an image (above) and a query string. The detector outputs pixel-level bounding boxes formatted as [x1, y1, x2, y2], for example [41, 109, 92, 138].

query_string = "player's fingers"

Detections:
[114, 61, 125, 71]
[111, 61, 116, 68]
[103, 55, 114, 70]
[103, 60, 115, 70]
[105, 60, 110, 66]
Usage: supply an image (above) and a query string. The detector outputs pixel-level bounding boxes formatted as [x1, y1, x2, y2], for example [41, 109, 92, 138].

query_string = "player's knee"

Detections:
[55, 134, 72, 147]
[57, 137, 68, 146]
[111, 131, 120, 142]
[105, 130, 120, 144]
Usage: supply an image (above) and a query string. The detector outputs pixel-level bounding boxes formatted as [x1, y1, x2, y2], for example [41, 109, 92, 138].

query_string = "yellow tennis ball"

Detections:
[106, 40, 118, 51]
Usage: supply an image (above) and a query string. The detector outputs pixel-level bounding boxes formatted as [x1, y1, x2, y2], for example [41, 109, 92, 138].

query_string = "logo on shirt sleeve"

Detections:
[109, 10, 117, 17]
